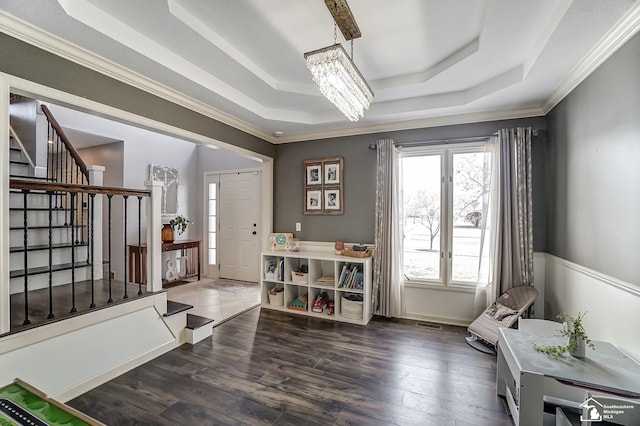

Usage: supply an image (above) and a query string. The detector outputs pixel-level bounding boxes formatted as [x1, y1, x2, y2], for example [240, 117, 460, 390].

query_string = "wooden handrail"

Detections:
[40, 104, 88, 178]
[10, 179, 151, 198]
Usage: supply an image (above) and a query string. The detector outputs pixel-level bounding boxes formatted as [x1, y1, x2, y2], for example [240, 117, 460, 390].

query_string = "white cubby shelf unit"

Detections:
[261, 251, 373, 325]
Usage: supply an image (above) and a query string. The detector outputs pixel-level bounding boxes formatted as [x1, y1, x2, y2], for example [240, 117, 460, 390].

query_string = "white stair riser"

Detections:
[10, 192, 91, 209]
[10, 246, 89, 270]
[185, 324, 213, 345]
[10, 209, 71, 227]
[10, 228, 85, 247]
[10, 266, 92, 294]
[10, 150, 23, 162]
[10, 192, 56, 209]
[10, 163, 31, 176]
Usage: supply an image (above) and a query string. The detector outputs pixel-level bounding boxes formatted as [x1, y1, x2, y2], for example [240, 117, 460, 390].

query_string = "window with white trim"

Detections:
[401, 143, 491, 287]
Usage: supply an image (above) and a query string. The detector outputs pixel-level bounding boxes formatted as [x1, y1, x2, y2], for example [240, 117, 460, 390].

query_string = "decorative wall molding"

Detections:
[544, 253, 640, 298]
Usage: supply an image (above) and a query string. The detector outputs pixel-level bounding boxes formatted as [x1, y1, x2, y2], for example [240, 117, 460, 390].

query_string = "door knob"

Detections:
[252, 231, 257, 235]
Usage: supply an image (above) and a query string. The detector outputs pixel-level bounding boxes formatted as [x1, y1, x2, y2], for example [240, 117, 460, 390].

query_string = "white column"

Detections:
[145, 180, 163, 293]
[87, 165, 105, 280]
[0, 78, 10, 334]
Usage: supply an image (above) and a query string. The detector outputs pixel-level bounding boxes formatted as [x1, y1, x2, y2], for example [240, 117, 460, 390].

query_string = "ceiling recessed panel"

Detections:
[0, 0, 637, 141]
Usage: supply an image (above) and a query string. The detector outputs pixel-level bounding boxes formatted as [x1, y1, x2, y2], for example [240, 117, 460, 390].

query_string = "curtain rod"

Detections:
[394, 135, 493, 148]
[368, 128, 543, 149]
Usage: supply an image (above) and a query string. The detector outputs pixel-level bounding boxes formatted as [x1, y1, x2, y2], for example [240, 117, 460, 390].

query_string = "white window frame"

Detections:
[400, 141, 487, 290]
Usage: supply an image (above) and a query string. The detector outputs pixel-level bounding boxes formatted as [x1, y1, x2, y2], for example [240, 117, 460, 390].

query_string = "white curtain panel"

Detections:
[474, 135, 499, 316]
[474, 127, 534, 316]
[373, 139, 403, 317]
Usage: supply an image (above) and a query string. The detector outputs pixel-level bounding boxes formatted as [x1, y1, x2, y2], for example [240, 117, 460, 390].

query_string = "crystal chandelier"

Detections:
[304, 0, 373, 122]
[304, 43, 373, 122]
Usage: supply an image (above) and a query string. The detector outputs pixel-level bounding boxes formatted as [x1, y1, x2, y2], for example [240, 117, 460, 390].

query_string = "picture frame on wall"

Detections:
[303, 157, 344, 215]
[324, 161, 340, 184]
[305, 189, 322, 212]
[324, 189, 341, 211]
[306, 164, 322, 185]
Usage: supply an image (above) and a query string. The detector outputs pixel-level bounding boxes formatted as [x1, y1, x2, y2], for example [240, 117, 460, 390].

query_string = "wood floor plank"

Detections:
[68, 308, 512, 425]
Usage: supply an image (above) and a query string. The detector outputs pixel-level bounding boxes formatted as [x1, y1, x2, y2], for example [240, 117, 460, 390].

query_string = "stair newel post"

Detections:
[22, 190, 31, 326]
[145, 180, 163, 294]
[107, 194, 113, 303]
[137, 196, 143, 296]
[89, 193, 96, 308]
[69, 191, 77, 313]
[46, 190, 55, 319]
[87, 165, 104, 283]
[123, 195, 129, 300]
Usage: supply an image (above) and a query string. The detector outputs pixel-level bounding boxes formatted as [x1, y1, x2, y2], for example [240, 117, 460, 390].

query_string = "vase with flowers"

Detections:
[532, 311, 595, 358]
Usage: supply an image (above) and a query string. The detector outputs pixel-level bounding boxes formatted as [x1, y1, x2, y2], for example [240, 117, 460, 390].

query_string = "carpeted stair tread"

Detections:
[164, 300, 193, 317]
[186, 313, 214, 330]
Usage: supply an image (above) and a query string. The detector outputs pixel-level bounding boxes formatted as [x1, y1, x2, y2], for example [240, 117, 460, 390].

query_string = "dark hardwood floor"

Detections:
[68, 309, 512, 425]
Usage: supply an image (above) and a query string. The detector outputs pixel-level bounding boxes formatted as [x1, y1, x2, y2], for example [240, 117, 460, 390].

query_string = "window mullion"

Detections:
[441, 151, 449, 286]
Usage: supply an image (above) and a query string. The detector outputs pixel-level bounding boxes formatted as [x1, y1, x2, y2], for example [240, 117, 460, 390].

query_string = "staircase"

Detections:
[8, 135, 91, 295]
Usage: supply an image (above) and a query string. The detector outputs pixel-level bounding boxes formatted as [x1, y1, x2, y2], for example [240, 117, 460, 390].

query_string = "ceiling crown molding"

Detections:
[2, 2, 640, 145]
[543, 1, 640, 114]
[0, 10, 273, 142]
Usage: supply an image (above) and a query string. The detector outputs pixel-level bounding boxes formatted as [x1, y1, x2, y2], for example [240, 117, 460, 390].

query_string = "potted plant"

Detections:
[169, 215, 191, 236]
[162, 215, 191, 243]
[532, 311, 595, 358]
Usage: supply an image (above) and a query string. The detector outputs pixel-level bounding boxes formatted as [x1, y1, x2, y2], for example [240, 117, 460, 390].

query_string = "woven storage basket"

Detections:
[268, 289, 284, 306]
[341, 247, 372, 258]
[341, 295, 363, 319]
[291, 271, 308, 283]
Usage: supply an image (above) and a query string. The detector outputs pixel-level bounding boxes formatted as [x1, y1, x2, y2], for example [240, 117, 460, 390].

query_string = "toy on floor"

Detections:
[287, 294, 308, 311]
[312, 292, 330, 313]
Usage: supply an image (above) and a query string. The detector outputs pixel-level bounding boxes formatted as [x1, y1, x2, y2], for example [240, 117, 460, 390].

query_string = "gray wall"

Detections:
[275, 117, 548, 245]
[0, 33, 274, 159]
[546, 31, 640, 286]
[79, 142, 125, 280]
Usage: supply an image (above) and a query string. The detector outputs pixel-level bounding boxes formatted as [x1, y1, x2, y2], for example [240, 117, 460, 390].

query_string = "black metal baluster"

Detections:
[75, 164, 80, 243]
[80, 173, 89, 248]
[22, 190, 31, 326]
[70, 191, 77, 313]
[47, 190, 54, 319]
[107, 194, 113, 303]
[137, 196, 143, 295]
[123, 195, 129, 300]
[63, 151, 69, 225]
[89, 193, 96, 308]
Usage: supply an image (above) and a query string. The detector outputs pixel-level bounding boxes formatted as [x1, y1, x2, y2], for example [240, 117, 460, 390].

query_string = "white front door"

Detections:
[218, 172, 260, 282]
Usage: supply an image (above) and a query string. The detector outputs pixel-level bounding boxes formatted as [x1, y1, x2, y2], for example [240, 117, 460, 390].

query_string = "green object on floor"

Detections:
[0, 380, 102, 425]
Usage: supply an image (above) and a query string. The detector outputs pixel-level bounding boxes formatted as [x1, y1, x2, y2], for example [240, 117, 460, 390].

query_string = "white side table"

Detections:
[496, 327, 640, 425]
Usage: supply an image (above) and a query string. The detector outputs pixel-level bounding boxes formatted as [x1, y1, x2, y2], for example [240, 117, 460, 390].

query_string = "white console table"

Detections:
[496, 327, 640, 426]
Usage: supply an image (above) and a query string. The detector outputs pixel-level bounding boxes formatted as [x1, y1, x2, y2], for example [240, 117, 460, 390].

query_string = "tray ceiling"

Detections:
[0, 0, 638, 143]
